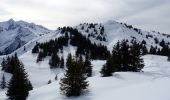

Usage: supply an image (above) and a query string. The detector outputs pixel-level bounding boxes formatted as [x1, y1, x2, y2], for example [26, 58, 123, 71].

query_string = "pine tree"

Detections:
[168, 53, 170, 61]
[49, 53, 60, 68]
[0, 74, 6, 89]
[100, 57, 113, 77]
[3, 54, 19, 74]
[160, 45, 169, 56]
[130, 41, 144, 72]
[60, 56, 64, 68]
[66, 53, 72, 68]
[6, 55, 33, 100]
[84, 55, 93, 77]
[111, 41, 121, 71]
[1, 58, 6, 70]
[32, 43, 39, 53]
[141, 45, 148, 55]
[60, 58, 88, 97]
[160, 39, 165, 47]
[149, 45, 157, 54]
[36, 51, 45, 63]
[120, 40, 130, 71]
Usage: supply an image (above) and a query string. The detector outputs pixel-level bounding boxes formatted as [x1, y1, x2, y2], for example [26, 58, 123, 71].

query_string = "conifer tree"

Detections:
[6, 54, 33, 100]
[0, 74, 6, 89]
[120, 40, 130, 71]
[100, 57, 113, 77]
[84, 55, 93, 77]
[149, 45, 157, 54]
[141, 45, 148, 55]
[60, 56, 64, 68]
[60, 58, 88, 97]
[168, 53, 170, 61]
[130, 41, 144, 72]
[2, 54, 20, 74]
[36, 51, 45, 63]
[66, 53, 72, 68]
[32, 43, 39, 53]
[160, 39, 165, 47]
[1, 58, 6, 70]
[49, 53, 60, 68]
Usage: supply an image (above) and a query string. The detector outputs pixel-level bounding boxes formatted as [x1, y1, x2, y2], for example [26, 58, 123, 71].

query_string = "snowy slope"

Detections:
[76, 21, 170, 50]
[1, 54, 170, 100]
[1, 19, 170, 57]
[1, 20, 170, 100]
[0, 19, 52, 55]
[25, 55, 170, 100]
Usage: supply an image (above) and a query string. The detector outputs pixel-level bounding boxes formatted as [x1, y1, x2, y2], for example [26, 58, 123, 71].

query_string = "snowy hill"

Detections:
[0, 19, 52, 55]
[1, 19, 170, 57]
[25, 55, 170, 100]
[1, 54, 170, 100]
[1, 19, 170, 100]
[76, 21, 170, 50]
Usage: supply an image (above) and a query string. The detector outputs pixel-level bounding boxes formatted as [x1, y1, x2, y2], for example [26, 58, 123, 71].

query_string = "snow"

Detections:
[27, 55, 170, 100]
[1, 54, 170, 100]
[0, 19, 53, 55]
[1, 19, 170, 100]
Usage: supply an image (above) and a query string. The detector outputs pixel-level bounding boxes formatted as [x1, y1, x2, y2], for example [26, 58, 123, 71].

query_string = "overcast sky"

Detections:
[0, 0, 170, 33]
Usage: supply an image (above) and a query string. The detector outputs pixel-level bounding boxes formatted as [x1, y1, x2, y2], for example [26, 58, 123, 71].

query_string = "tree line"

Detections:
[32, 27, 110, 65]
[101, 39, 144, 77]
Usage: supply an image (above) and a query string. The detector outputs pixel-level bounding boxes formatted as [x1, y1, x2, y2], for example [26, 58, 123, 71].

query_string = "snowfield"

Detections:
[1, 54, 170, 100]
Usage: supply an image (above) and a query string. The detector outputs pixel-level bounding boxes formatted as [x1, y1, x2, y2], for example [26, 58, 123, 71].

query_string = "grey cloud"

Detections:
[0, 0, 170, 33]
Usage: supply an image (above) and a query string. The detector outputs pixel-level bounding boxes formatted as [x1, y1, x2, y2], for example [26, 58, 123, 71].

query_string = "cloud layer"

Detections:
[0, 0, 170, 33]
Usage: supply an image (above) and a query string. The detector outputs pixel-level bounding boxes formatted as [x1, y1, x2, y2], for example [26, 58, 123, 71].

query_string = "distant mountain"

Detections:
[1, 19, 170, 56]
[0, 19, 52, 55]
[75, 20, 170, 50]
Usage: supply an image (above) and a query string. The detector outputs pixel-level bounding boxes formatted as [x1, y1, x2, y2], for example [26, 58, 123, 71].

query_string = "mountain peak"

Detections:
[7, 18, 15, 23]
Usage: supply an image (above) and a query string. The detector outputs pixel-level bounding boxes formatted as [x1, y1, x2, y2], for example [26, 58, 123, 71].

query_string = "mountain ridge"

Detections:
[1, 19, 170, 57]
[0, 19, 52, 55]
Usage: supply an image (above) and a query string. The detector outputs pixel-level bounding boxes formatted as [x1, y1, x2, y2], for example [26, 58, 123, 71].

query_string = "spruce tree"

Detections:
[84, 55, 93, 77]
[120, 40, 131, 71]
[66, 53, 72, 68]
[141, 45, 148, 55]
[36, 51, 45, 63]
[60, 58, 88, 97]
[32, 43, 39, 53]
[130, 41, 144, 72]
[6, 55, 33, 100]
[60, 56, 64, 68]
[100, 57, 113, 77]
[0, 74, 6, 89]
[1, 58, 6, 70]
[49, 53, 60, 68]
[168, 53, 170, 61]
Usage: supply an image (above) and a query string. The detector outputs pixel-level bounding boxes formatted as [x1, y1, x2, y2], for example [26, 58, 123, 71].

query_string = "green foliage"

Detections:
[100, 57, 113, 77]
[84, 55, 93, 77]
[60, 56, 88, 97]
[6, 54, 33, 100]
[100, 39, 145, 77]
[49, 53, 60, 68]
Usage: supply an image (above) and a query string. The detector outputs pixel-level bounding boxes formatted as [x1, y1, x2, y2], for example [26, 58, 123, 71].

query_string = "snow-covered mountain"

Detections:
[0, 19, 52, 55]
[1, 19, 170, 56]
[1, 19, 170, 100]
[76, 21, 170, 50]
